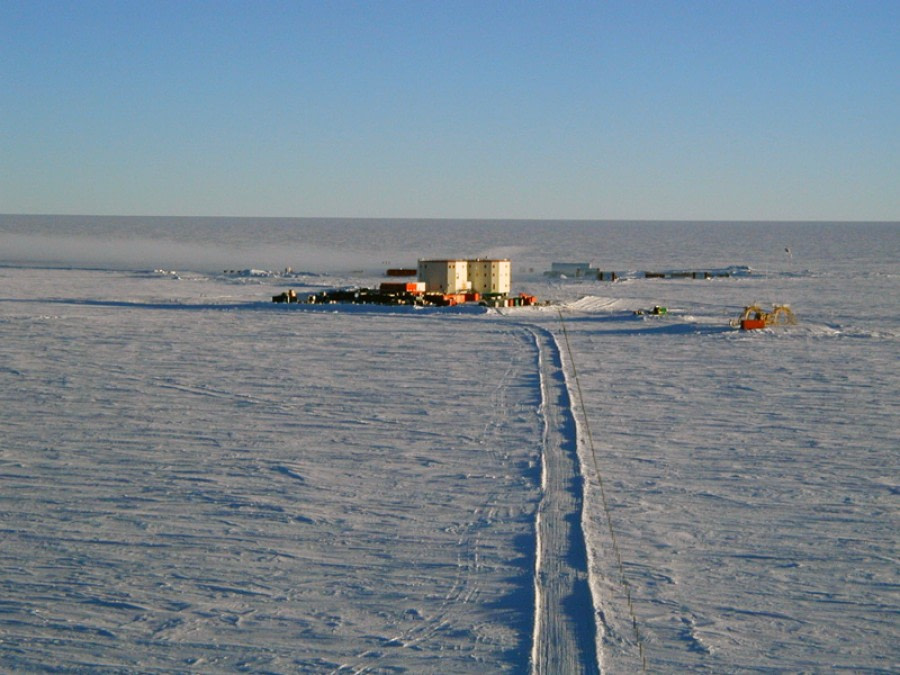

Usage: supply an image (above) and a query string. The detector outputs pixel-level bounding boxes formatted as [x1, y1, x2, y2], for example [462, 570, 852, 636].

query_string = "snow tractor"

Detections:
[633, 305, 668, 316]
[731, 304, 797, 330]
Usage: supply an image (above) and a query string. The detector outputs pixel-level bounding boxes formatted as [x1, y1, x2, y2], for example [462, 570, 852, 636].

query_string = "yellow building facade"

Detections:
[417, 259, 511, 295]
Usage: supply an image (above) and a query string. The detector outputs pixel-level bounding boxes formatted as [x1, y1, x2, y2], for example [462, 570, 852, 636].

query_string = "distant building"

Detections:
[417, 259, 511, 295]
[546, 262, 595, 278]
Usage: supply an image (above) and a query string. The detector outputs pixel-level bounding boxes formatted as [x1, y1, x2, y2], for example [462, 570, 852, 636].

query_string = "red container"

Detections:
[741, 318, 767, 330]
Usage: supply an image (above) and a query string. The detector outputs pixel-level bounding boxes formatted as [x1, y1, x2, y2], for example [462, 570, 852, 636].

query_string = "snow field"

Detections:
[550, 305, 898, 673]
[0, 277, 551, 672]
[1, 216, 897, 674]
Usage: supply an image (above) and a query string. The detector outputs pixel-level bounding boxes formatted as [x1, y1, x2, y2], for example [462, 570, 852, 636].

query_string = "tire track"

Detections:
[528, 326, 600, 675]
[331, 328, 530, 674]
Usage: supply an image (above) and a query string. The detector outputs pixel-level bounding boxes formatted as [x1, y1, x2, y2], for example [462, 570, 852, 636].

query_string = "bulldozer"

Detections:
[731, 304, 797, 330]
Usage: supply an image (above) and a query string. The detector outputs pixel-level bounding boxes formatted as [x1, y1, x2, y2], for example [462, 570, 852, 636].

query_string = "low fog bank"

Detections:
[0, 233, 377, 274]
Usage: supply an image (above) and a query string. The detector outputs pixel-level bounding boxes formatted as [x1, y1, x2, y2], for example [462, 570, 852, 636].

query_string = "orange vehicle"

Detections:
[732, 304, 797, 330]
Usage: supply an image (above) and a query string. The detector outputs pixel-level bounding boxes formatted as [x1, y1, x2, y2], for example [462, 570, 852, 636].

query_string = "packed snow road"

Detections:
[527, 326, 599, 674]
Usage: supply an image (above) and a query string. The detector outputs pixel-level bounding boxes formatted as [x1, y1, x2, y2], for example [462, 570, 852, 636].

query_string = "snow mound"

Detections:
[564, 296, 629, 312]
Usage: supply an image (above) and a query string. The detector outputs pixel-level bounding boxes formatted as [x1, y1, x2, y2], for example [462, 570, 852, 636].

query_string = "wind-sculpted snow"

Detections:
[0, 274, 545, 672]
[0, 219, 897, 673]
[560, 296, 629, 313]
[548, 303, 898, 672]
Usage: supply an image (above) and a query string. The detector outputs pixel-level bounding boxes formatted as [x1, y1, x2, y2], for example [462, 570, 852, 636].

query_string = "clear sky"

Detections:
[2, 0, 897, 220]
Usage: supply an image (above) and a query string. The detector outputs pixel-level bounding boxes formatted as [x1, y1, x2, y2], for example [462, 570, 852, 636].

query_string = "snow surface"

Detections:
[0, 217, 897, 673]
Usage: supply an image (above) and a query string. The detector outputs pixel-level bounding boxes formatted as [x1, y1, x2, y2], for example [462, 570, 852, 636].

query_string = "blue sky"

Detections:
[2, 0, 897, 220]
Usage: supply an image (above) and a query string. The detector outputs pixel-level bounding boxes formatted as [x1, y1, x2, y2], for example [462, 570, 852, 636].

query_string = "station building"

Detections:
[417, 259, 511, 295]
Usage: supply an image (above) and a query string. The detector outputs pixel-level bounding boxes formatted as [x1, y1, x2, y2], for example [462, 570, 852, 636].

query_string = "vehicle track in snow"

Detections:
[331, 327, 535, 674]
[527, 326, 600, 675]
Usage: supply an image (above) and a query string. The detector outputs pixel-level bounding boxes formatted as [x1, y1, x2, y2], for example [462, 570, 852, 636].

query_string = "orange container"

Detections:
[741, 318, 767, 330]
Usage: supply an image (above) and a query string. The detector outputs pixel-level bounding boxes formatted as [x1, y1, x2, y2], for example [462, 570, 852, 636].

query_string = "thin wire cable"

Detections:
[556, 309, 648, 672]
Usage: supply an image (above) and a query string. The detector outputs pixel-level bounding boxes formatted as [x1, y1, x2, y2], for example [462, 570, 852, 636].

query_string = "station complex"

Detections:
[276, 258, 538, 307]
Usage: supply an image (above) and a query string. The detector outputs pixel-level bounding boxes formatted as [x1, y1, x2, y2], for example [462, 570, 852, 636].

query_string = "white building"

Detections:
[417, 259, 471, 294]
[466, 259, 511, 295]
[417, 259, 511, 295]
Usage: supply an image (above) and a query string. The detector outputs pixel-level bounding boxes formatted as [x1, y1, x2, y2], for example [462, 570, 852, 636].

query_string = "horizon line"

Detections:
[2, 213, 898, 224]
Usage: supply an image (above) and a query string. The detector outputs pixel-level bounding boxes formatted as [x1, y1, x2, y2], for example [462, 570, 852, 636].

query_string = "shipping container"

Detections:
[380, 281, 425, 293]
